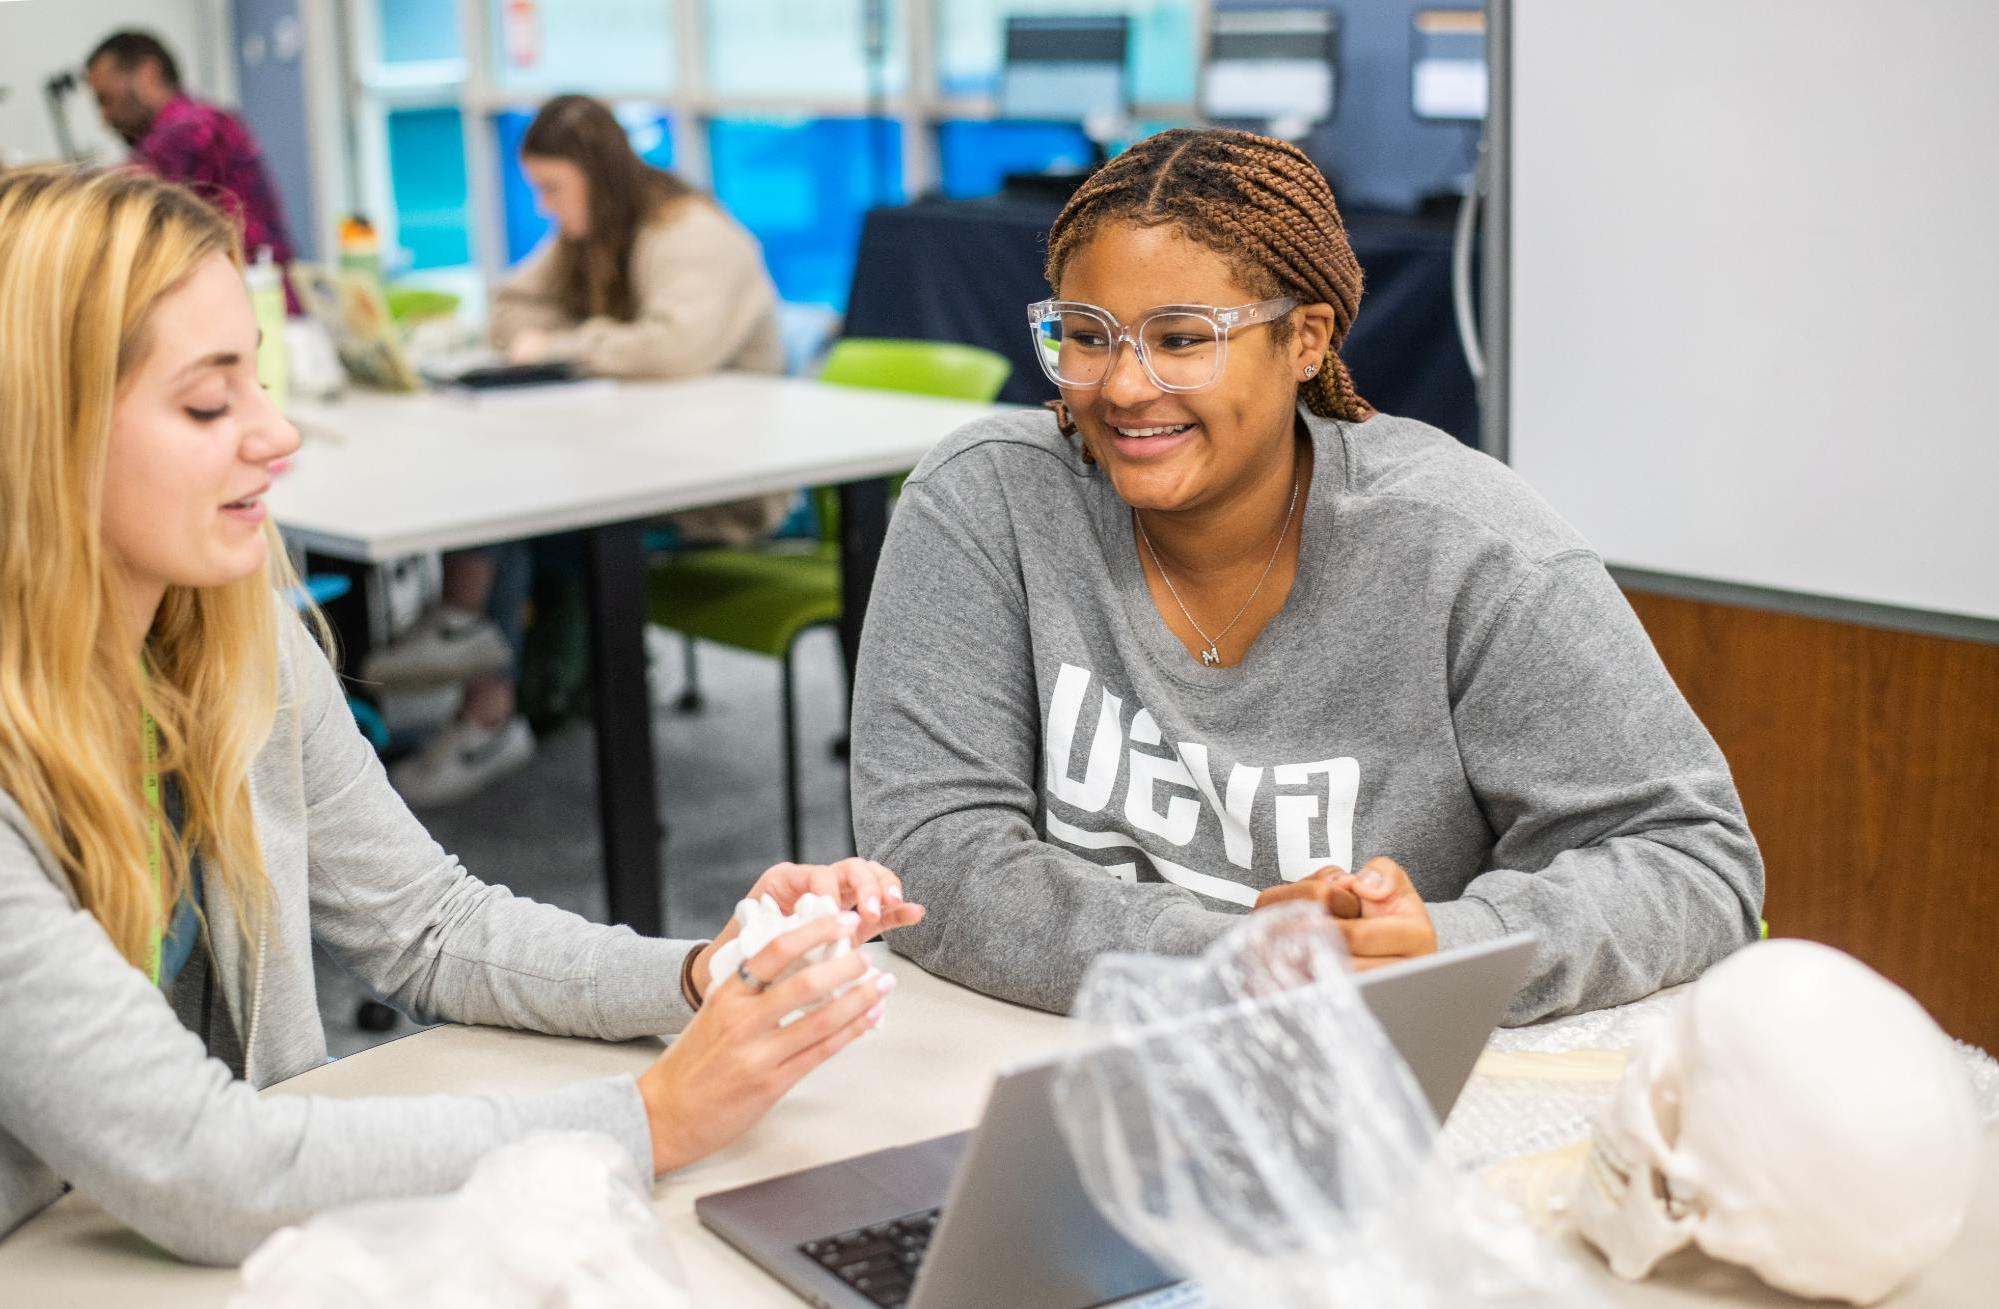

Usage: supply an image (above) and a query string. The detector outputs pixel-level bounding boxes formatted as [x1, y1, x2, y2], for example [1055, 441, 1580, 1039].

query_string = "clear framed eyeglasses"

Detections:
[1026, 296, 1298, 393]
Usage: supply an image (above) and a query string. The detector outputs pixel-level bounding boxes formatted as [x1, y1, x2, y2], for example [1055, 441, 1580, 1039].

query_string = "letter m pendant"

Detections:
[1201, 645, 1221, 667]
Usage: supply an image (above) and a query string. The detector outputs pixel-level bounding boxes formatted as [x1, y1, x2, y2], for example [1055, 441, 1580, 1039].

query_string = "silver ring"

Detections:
[736, 961, 767, 993]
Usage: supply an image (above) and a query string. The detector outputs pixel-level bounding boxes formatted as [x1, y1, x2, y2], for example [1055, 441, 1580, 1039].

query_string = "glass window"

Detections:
[702, 0, 905, 99]
[494, 104, 676, 265]
[935, 120, 1096, 199]
[936, 1, 1198, 106]
[376, 0, 462, 66]
[709, 118, 902, 308]
[488, 0, 676, 93]
[386, 106, 471, 270]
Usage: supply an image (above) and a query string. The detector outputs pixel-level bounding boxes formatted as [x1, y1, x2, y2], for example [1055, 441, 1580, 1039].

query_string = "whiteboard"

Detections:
[1503, 0, 1999, 623]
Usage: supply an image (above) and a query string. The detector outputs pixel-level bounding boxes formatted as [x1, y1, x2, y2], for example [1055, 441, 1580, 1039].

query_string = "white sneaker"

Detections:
[363, 606, 512, 688]
[376, 683, 464, 739]
[389, 715, 534, 808]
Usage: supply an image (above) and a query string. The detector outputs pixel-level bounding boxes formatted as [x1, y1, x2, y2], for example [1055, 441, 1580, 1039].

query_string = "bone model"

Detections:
[1572, 938, 1980, 1303]
[705, 893, 864, 1023]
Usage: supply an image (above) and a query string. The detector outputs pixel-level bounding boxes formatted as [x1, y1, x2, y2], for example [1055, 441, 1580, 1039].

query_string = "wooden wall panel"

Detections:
[1624, 589, 1999, 1052]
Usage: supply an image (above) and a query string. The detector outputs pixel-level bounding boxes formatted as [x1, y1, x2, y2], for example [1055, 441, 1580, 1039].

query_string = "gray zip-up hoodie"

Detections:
[853, 409, 1763, 1022]
[0, 609, 696, 1263]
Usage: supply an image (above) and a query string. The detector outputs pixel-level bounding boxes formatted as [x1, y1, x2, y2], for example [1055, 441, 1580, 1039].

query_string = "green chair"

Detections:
[384, 285, 462, 326]
[646, 339, 1010, 862]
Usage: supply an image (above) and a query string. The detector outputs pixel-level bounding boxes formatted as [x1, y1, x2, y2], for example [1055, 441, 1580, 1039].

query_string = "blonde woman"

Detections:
[0, 167, 920, 1263]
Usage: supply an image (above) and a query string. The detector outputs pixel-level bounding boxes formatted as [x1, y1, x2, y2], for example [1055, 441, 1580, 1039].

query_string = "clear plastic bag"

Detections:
[230, 1132, 688, 1309]
[1051, 907, 1604, 1308]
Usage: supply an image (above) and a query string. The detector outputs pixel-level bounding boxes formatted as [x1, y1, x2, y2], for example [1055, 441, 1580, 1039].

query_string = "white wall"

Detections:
[0, 0, 234, 167]
[1503, 0, 1999, 624]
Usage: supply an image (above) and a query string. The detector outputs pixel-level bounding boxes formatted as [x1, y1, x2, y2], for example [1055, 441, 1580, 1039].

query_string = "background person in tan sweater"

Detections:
[383, 95, 792, 807]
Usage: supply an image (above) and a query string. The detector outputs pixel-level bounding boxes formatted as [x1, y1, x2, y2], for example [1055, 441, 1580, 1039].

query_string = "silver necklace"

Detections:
[1136, 478, 1301, 667]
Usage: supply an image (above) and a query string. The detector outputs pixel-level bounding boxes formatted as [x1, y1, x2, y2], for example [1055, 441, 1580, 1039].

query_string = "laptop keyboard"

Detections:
[798, 1208, 940, 1307]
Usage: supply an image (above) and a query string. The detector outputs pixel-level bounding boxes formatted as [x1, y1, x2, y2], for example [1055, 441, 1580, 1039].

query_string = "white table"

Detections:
[272, 375, 1004, 934]
[5, 949, 1994, 1306]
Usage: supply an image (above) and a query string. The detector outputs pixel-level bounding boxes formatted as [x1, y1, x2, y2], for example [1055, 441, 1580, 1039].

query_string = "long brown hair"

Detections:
[521, 95, 697, 323]
[0, 167, 318, 965]
[1044, 128, 1375, 423]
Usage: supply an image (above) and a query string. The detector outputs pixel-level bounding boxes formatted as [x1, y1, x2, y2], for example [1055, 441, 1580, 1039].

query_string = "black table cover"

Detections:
[844, 197, 1478, 445]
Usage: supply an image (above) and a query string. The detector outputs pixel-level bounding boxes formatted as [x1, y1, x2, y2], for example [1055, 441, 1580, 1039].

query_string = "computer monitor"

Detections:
[998, 15, 1131, 127]
[1202, 8, 1339, 132]
[1411, 8, 1487, 121]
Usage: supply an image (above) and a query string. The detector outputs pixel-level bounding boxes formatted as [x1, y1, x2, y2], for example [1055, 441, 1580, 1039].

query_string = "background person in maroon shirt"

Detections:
[84, 30, 295, 266]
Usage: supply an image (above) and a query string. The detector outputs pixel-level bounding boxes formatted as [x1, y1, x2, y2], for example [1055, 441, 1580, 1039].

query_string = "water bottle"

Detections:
[245, 246, 289, 413]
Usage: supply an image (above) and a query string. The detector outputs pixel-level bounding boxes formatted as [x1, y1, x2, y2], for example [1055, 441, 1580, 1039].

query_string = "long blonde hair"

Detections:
[0, 167, 310, 966]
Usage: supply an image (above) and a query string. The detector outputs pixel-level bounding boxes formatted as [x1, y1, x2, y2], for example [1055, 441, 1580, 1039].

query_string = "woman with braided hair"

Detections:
[851, 128, 1762, 1024]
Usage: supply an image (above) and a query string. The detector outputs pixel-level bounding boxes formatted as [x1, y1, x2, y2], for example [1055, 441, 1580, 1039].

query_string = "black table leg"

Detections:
[303, 551, 376, 685]
[585, 519, 664, 936]
[837, 477, 892, 853]
[837, 477, 892, 687]
[304, 552, 404, 1042]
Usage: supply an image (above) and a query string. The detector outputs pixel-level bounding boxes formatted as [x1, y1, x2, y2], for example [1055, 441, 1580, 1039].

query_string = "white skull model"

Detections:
[1572, 939, 1980, 1304]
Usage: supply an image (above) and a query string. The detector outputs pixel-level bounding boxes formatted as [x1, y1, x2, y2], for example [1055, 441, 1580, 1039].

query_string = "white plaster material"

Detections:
[705, 893, 863, 1024]
[1572, 939, 1979, 1303]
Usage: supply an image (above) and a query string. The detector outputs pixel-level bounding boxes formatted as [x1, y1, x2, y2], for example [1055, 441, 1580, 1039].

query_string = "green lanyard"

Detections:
[141, 706, 165, 987]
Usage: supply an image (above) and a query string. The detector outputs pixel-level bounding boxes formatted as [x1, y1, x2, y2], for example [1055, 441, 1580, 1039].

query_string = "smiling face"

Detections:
[523, 153, 591, 238]
[101, 254, 300, 627]
[1055, 222, 1333, 516]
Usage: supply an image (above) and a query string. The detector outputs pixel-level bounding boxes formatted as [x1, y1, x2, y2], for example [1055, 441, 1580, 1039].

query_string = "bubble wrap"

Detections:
[231, 1133, 688, 1308]
[1442, 986, 1999, 1179]
[1051, 907, 1605, 1309]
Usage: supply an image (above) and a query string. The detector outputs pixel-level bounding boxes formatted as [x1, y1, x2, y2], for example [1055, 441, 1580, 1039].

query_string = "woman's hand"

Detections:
[1254, 856, 1437, 971]
[690, 858, 924, 1004]
[507, 328, 553, 364]
[640, 913, 894, 1175]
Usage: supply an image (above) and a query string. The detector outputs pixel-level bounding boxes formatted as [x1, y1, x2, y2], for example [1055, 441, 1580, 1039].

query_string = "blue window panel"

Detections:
[1128, 3, 1198, 104]
[709, 118, 903, 309]
[386, 106, 470, 270]
[377, 0, 461, 65]
[1121, 119, 1187, 151]
[936, 120, 1096, 199]
[494, 105, 675, 266]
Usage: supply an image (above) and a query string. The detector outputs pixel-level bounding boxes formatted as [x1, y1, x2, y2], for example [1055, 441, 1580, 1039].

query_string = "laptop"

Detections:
[696, 933, 1538, 1309]
[286, 262, 423, 393]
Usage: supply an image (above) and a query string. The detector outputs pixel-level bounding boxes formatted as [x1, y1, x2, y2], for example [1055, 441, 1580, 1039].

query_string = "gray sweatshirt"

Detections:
[0, 609, 696, 1264]
[852, 409, 1763, 1023]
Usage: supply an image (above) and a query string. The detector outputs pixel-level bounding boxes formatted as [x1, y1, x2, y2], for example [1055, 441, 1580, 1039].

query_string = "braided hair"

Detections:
[1043, 128, 1374, 423]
